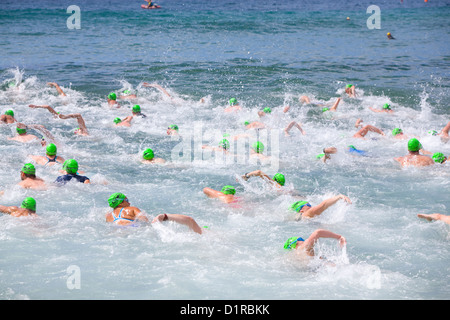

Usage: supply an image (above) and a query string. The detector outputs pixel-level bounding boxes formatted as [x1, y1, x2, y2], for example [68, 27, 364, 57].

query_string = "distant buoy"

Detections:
[424, 0, 428, 2]
[346, 17, 350, 20]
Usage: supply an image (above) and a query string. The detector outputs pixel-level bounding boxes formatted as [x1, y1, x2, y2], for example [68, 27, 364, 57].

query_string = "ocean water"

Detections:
[0, 0, 449, 301]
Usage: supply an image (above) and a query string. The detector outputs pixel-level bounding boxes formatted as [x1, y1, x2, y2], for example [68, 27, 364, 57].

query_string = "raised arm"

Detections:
[26, 124, 59, 145]
[301, 229, 346, 256]
[242, 170, 273, 184]
[142, 82, 172, 99]
[304, 194, 351, 218]
[29, 104, 59, 117]
[152, 213, 203, 234]
[47, 82, 66, 96]
[58, 113, 88, 135]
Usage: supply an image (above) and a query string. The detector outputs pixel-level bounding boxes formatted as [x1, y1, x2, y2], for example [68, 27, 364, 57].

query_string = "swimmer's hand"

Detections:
[152, 213, 169, 223]
[339, 236, 346, 247]
[339, 194, 352, 204]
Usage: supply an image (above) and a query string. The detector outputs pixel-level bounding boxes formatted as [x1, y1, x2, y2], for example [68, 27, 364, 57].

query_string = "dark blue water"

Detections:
[0, 0, 449, 300]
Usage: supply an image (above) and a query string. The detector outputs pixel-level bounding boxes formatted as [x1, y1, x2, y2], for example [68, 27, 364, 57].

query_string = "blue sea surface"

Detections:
[0, 0, 449, 301]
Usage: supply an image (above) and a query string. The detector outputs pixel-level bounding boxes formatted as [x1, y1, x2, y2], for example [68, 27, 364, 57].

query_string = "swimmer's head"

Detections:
[219, 139, 230, 150]
[283, 236, 305, 250]
[392, 128, 403, 136]
[46, 143, 57, 156]
[16, 127, 26, 135]
[263, 107, 271, 114]
[21, 163, 36, 175]
[383, 103, 391, 110]
[123, 89, 131, 94]
[316, 153, 325, 159]
[21, 197, 36, 212]
[387, 32, 391, 36]
[322, 107, 330, 112]
[348, 145, 356, 150]
[108, 192, 127, 208]
[4, 110, 14, 117]
[252, 141, 264, 154]
[62, 159, 78, 174]
[432, 152, 447, 164]
[143, 148, 154, 161]
[407, 138, 422, 152]
[108, 92, 116, 101]
[428, 130, 438, 136]
[132, 105, 141, 113]
[273, 173, 285, 186]
[168, 124, 179, 131]
[229, 98, 238, 106]
[244, 121, 250, 126]
[113, 117, 121, 124]
[291, 200, 311, 213]
[221, 185, 236, 195]
[346, 84, 353, 88]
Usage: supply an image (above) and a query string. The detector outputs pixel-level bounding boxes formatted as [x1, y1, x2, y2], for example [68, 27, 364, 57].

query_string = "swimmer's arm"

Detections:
[203, 187, 223, 198]
[242, 170, 275, 185]
[302, 229, 346, 255]
[142, 83, 172, 98]
[47, 82, 66, 96]
[306, 195, 351, 218]
[0, 205, 18, 215]
[59, 113, 89, 135]
[28, 104, 59, 117]
[418, 213, 450, 225]
[152, 214, 202, 234]
[27, 124, 59, 146]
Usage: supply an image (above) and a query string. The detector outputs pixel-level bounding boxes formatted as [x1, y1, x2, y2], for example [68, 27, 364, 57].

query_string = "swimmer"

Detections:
[297, 96, 341, 112]
[131, 104, 146, 118]
[106, 193, 149, 225]
[394, 138, 434, 167]
[291, 194, 352, 220]
[202, 138, 231, 154]
[437, 121, 449, 142]
[316, 147, 338, 163]
[47, 82, 66, 96]
[250, 141, 271, 161]
[369, 103, 394, 114]
[257, 107, 272, 118]
[225, 98, 242, 113]
[417, 213, 450, 225]
[283, 229, 346, 257]
[141, 148, 166, 164]
[143, 0, 159, 9]
[241, 170, 285, 188]
[54, 159, 90, 185]
[107, 92, 120, 107]
[320, 97, 341, 113]
[28, 105, 89, 136]
[387, 32, 395, 40]
[1, 109, 16, 124]
[114, 116, 133, 127]
[344, 84, 356, 98]
[119, 89, 137, 100]
[391, 128, 409, 140]
[167, 124, 179, 136]
[8, 125, 39, 143]
[432, 152, 447, 164]
[29, 143, 65, 166]
[244, 120, 265, 130]
[284, 121, 306, 137]
[18, 163, 47, 190]
[203, 185, 238, 204]
[0, 197, 37, 217]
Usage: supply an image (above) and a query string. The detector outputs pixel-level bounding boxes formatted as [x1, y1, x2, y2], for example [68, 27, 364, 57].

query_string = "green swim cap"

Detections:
[432, 152, 446, 164]
[143, 148, 154, 160]
[219, 139, 230, 150]
[348, 145, 356, 150]
[5, 110, 14, 117]
[383, 103, 391, 110]
[108, 192, 127, 208]
[132, 105, 141, 113]
[168, 124, 179, 131]
[346, 84, 353, 88]
[46, 143, 57, 156]
[291, 200, 310, 213]
[407, 138, 422, 152]
[428, 130, 438, 136]
[229, 98, 238, 106]
[221, 185, 236, 195]
[263, 107, 271, 113]
[252, 141, 264, 153]
[63, 159, 78, 174]
[273, 173, 285, 186]
[113, 117, 121, 124]
[123, 89, 131, 94]
[16, 127, 26, 134]
[322, 107, 330, 112]
[283, 236, 304, 250]
[108, 92, 117, 100]
[21, 197, 36, 212]
[316, 153, 325, 159]
[244, 121, 250, 126]
[392, 128, 402, 136]
[21, 163, 36, 175]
